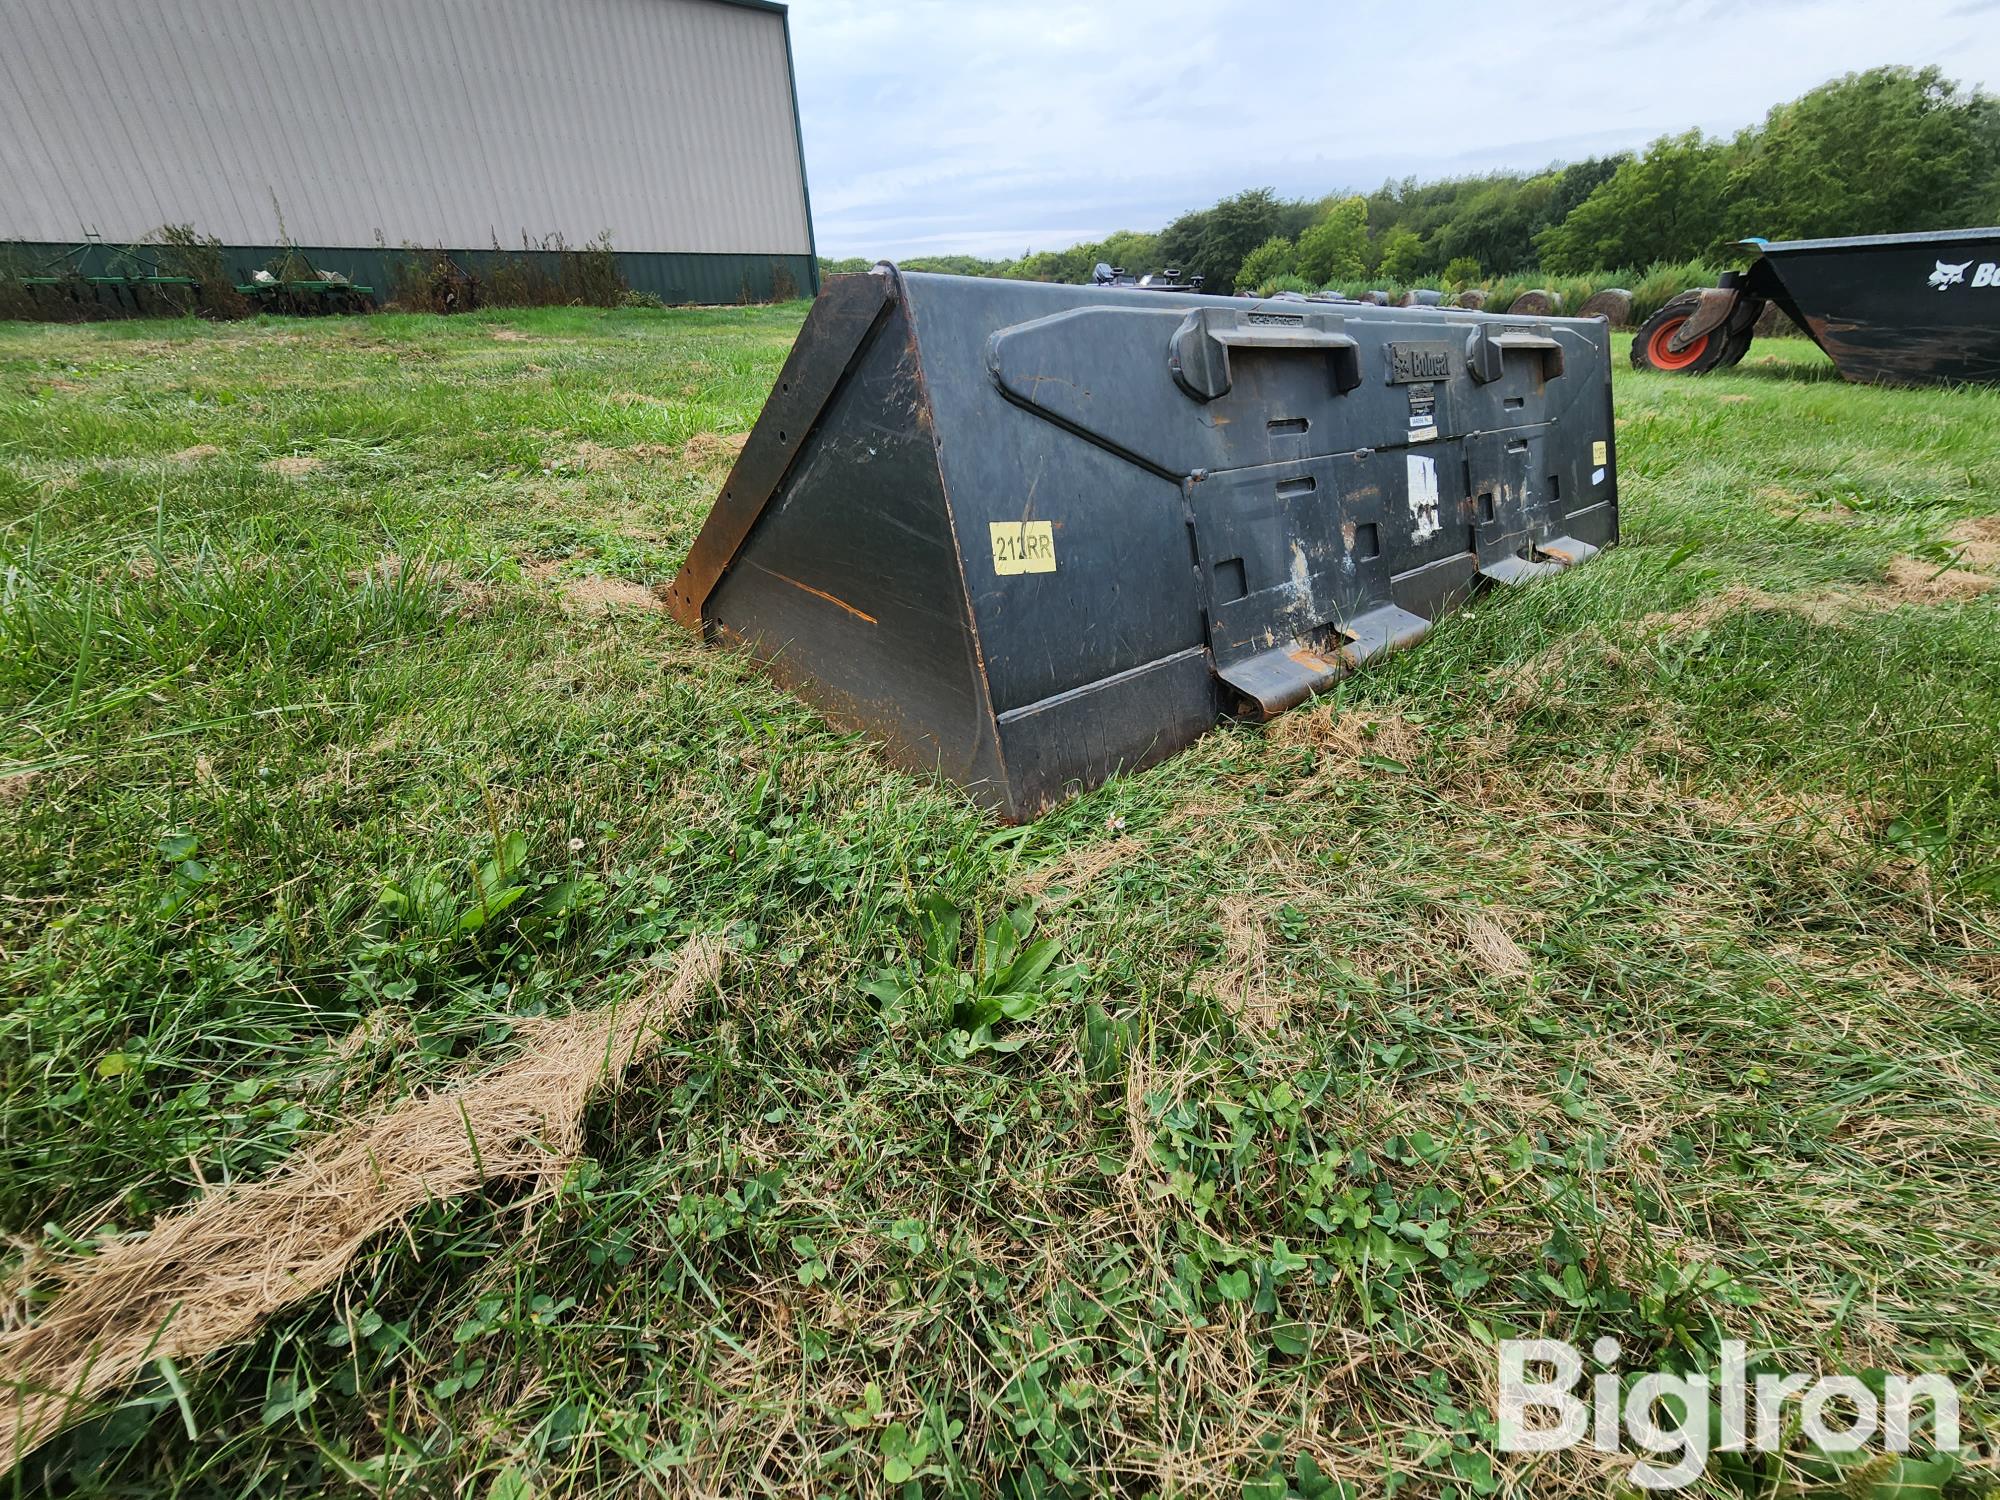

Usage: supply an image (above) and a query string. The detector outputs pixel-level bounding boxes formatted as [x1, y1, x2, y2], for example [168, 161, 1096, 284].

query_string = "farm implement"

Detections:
[4, 236, 373, 319]
[667, 265, 1619, 819]
[8, 236, 204, 318]
[236, 262, 373, 316]
[1633, 227, 2000, 386]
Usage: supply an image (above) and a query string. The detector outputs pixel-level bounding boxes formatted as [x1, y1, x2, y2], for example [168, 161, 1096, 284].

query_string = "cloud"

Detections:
[786, 0, 2000, 258]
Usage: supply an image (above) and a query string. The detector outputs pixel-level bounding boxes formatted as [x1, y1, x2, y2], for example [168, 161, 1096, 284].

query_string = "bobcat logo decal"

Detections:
[1929, 260, 1973, 291]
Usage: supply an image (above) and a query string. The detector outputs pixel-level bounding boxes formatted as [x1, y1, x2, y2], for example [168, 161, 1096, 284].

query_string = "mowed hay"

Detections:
[1947, 514, 2000, 570]
[1882, 554, 1996, 602]
[1462, 911, 1532, 979]
[0, 938, 725, 1470]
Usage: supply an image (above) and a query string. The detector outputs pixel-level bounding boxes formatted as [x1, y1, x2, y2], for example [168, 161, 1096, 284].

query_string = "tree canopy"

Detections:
[822, 67, 2000, 291]
[1295, 197, 1370, 284]
[1535, 132, 1730, 272]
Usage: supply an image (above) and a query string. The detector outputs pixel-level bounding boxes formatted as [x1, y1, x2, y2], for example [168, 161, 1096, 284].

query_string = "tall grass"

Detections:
[1304, 261, 1731, 323]
[0, 309, 1993, 1495]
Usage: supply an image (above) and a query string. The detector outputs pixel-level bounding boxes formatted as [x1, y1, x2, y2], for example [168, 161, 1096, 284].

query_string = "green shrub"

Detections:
[1296, 198, 1369, 283]
[482, 232, 625, 309]
[1238, 236, 1297, 289]
[1268, 261, 1746, 323]
[1629, 260, 1724, 321]
[388, 246, 481, 313]
[1439, 256, 1481, 288]
[1252, 273, 1313, 297]
[146, 225, 253, 318]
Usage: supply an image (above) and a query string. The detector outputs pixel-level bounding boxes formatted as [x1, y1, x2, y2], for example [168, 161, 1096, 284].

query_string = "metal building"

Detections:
[0, 0, 817, 305]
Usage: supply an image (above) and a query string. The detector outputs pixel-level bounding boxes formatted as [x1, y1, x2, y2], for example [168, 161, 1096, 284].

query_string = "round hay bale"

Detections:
[1505, 288, 1562, 316]
[1576, 288, 1633, 326]
[1361, 289, 1390, 305]
[1395, 288, 1443, 307]
[1452, 288, 1487, 310]
[1753, 300, 1783, 337]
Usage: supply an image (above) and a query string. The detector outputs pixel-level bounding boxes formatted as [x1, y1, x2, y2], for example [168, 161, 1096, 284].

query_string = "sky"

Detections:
[787, 0, 2000, 261]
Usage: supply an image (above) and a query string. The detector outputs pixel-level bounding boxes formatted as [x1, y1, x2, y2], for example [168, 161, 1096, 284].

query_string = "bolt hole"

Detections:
[778, 430, 788, 444]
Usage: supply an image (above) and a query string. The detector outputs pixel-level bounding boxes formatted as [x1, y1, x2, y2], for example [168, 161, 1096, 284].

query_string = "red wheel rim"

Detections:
[1647, 317, 1709, 371]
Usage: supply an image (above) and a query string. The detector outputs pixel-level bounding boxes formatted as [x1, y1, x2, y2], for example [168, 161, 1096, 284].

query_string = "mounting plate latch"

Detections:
[1170, 306, 1363, 402]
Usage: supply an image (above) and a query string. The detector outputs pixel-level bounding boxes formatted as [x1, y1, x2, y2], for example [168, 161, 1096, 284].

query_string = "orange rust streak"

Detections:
[751, 563, 878, 624]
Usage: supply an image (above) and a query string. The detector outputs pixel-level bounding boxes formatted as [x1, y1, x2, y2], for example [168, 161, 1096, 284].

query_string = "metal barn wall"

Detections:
[0, 0, 816, 302]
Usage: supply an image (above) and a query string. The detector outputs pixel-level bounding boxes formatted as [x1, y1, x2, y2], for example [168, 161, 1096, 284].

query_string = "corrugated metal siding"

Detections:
[0, 0, 811, 256]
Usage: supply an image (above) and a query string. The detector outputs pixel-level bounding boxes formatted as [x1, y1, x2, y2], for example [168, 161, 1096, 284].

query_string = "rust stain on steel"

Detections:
[1538, 542, 1581, 566]
[1805, 313, 1967, 386]
[1670, 286, 1741, 351]
[748, 562, 879, 624]
[666, 271, 897, 629]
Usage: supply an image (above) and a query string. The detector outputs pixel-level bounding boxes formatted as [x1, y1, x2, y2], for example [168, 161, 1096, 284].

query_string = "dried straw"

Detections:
[0, 937, 724, 1469]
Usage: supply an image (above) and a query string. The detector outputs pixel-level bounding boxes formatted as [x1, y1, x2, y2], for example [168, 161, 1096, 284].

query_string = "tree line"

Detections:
[822, 67, 2000, 296]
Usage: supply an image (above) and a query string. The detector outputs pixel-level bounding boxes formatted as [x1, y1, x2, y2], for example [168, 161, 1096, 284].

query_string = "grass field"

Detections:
[2, 306, 1997, 1499]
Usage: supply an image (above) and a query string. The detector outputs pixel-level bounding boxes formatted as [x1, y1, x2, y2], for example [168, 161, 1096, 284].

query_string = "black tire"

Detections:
[1715, 297, 1771, 366]
[1631, 291, 1731, 374]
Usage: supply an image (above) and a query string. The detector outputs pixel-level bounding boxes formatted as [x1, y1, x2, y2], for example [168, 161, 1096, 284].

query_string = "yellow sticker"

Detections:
[990, 520, 1057, 576]
[1592, 440, 1608, 465]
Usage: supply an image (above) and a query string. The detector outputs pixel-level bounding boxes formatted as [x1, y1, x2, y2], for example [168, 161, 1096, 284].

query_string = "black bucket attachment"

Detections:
[667, 267, 1618, 820]
[1634, 228, 2000, 386]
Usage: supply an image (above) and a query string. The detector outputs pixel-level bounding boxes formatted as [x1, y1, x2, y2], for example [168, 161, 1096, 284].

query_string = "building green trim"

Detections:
[3, 242, 816, 309]
[776, 8, 822, 297]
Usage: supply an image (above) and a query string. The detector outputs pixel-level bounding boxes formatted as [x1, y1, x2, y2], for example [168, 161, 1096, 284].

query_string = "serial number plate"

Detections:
[1406, 381, 1439, 442]
[1387, 342, 1453, 383]
[990, 520, 1057, 575]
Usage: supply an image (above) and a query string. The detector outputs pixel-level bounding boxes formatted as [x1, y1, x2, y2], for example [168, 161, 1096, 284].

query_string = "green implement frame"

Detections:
[5, 233, 373, 319]
[13, 235, 203, 315]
